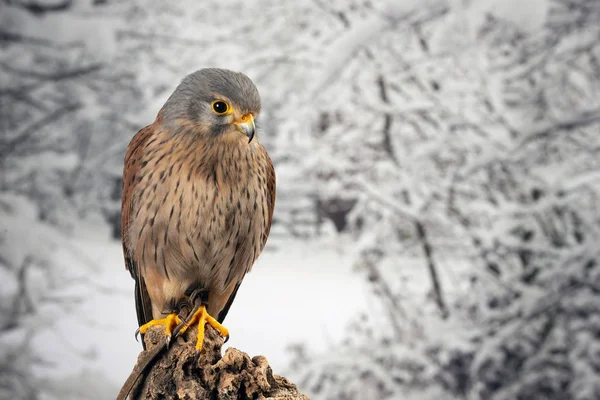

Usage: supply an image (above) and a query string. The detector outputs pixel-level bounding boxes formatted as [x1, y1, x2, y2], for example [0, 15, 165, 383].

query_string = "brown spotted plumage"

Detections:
[121, 69, 275, 348]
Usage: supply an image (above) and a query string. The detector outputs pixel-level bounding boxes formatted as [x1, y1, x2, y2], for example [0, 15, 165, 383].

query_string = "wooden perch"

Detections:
[122, 324, 309, 400]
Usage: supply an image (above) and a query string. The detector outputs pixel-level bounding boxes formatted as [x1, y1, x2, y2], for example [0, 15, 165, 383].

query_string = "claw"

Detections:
[135, 328, 141, 342]
[132, 305, 228, 353]
[180, 305, 229, 352]
[136, 313, 181, 344]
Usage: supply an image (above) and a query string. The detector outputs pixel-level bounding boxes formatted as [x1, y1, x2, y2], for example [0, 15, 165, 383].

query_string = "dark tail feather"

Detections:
[217, 283, 241, 323]
[134, 272, 153, 349]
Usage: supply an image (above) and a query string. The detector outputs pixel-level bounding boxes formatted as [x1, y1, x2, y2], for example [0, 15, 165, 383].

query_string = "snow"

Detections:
[3, 0, 600, 398]
[465, 0, 549, 33]
[0, 2, 123, 59]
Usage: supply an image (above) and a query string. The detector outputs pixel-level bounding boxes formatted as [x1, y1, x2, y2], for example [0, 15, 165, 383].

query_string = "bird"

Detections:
[121, 68, 275, 352]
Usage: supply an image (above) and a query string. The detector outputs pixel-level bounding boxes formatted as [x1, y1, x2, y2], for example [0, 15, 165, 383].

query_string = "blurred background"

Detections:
[1, 0, 600, 399]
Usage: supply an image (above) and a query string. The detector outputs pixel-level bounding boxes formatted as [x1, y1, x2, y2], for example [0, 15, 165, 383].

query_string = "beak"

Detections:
[234, 113, 255, 143]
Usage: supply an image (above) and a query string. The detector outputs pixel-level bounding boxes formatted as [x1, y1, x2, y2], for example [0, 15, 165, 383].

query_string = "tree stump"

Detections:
[128, 324, 309, 400]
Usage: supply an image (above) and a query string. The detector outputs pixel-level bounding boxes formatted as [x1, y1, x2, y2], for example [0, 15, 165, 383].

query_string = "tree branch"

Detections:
[0, 103, 81, 158]
[415, 220, 449, 318]
[0, 61, 102, 83]
[7, 0, 73, 15]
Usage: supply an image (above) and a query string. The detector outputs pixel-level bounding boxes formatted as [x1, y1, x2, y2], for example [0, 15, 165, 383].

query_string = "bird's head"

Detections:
[161, 68, 261, 143]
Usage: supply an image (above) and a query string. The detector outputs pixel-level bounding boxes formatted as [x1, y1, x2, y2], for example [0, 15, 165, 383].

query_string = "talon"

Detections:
[179, 305, 229, 352]
[204, 311, 229, 338]
[165, 335, 172, 348]
[137, 313, 180, 340]
[223, 334, 230, 344]
[135, 328, 141, 342]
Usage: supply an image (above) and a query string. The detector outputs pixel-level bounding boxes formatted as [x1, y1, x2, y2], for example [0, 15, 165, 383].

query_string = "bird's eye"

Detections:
[211, 100, 230, 115]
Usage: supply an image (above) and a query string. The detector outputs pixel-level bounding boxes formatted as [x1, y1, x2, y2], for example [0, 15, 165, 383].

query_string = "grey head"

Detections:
[161, 68, 261, 140]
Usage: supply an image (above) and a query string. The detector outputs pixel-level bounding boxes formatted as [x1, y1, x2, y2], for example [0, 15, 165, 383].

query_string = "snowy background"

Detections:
[1, 0, 600, 399]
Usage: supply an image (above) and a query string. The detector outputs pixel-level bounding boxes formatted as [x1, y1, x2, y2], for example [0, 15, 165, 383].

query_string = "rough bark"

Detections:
[128, 324, 309, 400]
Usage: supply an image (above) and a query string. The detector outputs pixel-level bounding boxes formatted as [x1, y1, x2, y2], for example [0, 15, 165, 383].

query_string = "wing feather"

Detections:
[261, 153, 276, 252]
[122, 123, 156, 329]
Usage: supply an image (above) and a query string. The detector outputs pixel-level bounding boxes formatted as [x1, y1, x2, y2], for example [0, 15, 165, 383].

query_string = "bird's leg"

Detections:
[136, 311, 182, 346]
[178, 289, 229, 352]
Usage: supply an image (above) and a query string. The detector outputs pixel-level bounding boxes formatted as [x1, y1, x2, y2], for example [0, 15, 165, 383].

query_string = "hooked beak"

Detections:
[234, 113, 255, 143]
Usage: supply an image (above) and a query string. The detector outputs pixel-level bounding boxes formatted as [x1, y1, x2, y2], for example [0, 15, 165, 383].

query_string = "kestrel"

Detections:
[121, 68, 275, 351]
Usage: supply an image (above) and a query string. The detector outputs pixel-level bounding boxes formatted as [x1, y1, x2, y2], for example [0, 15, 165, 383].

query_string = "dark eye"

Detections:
[211, 100, 230, 114]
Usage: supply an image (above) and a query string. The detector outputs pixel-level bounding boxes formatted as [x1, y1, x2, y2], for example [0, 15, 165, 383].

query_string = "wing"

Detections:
[261, 151, 276, 252]
[122, 123, 156, 330]
[217, 148, 276, 323]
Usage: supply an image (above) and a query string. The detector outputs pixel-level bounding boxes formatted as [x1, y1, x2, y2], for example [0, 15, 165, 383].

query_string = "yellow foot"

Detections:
[178, 305, 229, 351]
[137, 313, 182, 344]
